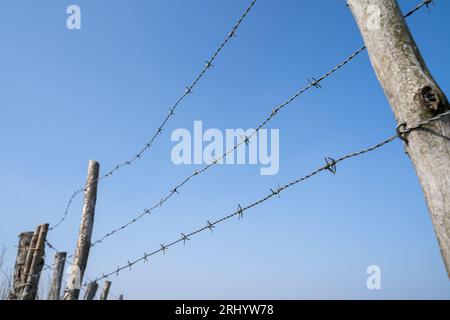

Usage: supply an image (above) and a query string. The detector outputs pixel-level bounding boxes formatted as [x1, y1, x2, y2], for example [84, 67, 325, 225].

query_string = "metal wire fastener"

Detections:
[396, 122, 409, 142]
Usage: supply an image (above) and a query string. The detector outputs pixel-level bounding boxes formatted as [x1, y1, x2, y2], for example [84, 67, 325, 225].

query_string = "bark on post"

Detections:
[47, 252, 67, 300]
[8, 232, 33, 300]
[64, 160, 100, 300]
[99, 281, 111, 300]
[83, 281, 98, 300]
[21, 224, 49, 300]
[348, 0, 450, 276]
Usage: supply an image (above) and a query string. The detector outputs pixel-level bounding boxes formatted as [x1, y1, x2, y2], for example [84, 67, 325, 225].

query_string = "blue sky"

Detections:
[1, 0, 450, 299]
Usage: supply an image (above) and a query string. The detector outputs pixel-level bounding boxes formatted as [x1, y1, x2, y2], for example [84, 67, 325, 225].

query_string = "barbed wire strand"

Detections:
[43, 0, 434, 271]
[88, 108, 450, 284]
[49, 0, 258, 231]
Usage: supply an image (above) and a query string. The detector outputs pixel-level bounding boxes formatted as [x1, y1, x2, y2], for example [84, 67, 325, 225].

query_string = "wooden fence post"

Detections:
[99, 281, 111, 300]
[118, 294, 124, 300]
[83, 281, 99, 300]
[20, 225, 41, 294]
[21, 224, 49, 300]
[64, 160, 100, 300]
[348, 0, 450, 277]
[47, 252, 67, 300]
[8, 232, 33, 300]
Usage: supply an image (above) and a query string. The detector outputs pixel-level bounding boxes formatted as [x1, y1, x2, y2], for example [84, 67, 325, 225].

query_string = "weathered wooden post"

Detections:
[99, 281, 111, 300]
[8, 232, 33, 300]
[348, 0, 450, 277]
[20, 225, 41, 293]
[21, 224, 49, 300]
[47, 252, 67, 300]
[84, 281, 99, 300]
[64, 160, 100, 300]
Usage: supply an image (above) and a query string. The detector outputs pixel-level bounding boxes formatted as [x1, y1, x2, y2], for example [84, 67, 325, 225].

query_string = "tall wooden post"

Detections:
[84, 281, 99, 300]
[64, 160, 100, 300]
[8, 232, 33, 300]
[348, 0, 450, 277]
[47, 252, 67, 300]
[21, 224, 49, 300]
[99, 281, 111, 300]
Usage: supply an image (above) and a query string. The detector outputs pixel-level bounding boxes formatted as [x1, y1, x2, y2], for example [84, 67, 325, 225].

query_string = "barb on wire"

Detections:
[50, 0, 258, 231]
[307, 78, 322, 89]
[42, 0, 433, 273]
[325, 157, 337, 175]
[181, 233, 191, 245]
[237, 204, 244, 220]
[206, 221, 216, 233]
[404, 0, 434, 18]
[270, 184, 282, 199]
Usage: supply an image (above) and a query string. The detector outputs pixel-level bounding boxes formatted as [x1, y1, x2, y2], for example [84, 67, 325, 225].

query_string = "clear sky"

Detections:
[1, 0, 450, 299]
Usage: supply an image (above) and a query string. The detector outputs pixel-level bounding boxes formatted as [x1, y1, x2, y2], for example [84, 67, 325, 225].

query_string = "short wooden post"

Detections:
[64, 160, 100, 300]
[8, 232, 33, 300]
[20, 226, 41, 291]
[47, 252, 67, 300]
[21, 224, 49, 300]
[118, 294, 124, 300]
[83, 281, 98, 300]
[99, 281, 111, 300]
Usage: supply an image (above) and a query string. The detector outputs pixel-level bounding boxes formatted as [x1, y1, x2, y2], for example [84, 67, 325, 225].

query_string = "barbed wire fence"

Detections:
[6, 0, 443, 300]
[41, 0, 433, 272]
